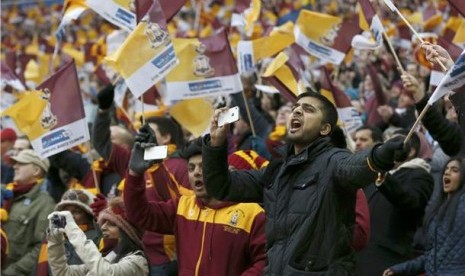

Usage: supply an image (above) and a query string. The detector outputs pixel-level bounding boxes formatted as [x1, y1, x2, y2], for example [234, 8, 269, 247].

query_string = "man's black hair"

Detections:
[356, 125, 383, 143]
[145, 117, 185, 148]
[296, 90, 338, 134]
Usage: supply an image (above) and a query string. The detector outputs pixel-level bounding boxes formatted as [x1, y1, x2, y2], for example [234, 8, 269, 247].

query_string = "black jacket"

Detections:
[202, 136, 380, 275]
[416, 96, 465, 157]
[356, 158, 433, 276]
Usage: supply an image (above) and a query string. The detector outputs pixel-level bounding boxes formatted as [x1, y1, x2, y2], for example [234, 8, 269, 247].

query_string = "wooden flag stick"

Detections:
[240, 90, 256, 137]
[139, 96, 146, 126]
[383, 32, 405, 73]
[87, 143, 101, 194]
[383, 0, 447, 72]
[404, 104, 431, 144]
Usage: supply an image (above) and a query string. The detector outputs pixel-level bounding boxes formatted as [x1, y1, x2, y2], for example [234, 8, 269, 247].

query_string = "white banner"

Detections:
[86, 0, 136, 32]
[338, 106, 363, 135]
[31, 119, 90, 159]
[125, 44, 179, 98]
[165, 74, 243, 102]
[237, 41, 255, 74]
[294, 26, 346, 65]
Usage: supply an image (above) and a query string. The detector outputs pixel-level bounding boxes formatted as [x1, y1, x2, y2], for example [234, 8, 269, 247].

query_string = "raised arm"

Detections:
[378, 170, 433, 211]
[124, 125, 177, 233]
[202, 108, 265, 203]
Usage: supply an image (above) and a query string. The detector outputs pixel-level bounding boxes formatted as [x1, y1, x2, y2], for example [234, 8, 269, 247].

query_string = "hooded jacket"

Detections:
[124, 173, 266, 276]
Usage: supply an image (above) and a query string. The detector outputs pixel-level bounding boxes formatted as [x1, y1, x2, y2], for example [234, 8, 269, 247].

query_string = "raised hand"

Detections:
[421, 42, 454, 70]
[209, 107, 230, 147]
[400, 73, 423, 103]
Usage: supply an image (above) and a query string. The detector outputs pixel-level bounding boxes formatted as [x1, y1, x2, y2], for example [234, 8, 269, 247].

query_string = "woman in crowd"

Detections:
[46, 197, 149, 275]
[383, 158, 465, 275]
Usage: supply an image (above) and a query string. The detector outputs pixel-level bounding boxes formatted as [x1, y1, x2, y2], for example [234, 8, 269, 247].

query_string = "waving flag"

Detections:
[55, 0, 88, 41]
[294, 10, 361, 64]
[164, 30, 242, 103]
[105, 0, 178, 98]
[237, 21, 295, 74]
[1, 63, 25, 91]
[447, 0, 465, 18]
[136, 0, 187, 23]
[2, 60, 89, 159]
[428, 49, 465, 105]
[320, 67, 363, 134]
[169, 98, 213, 137]
[352, 0, 385, 50]
[231, 0, 261, 37]
[262, 52, 301, 103]
[86, 0, 136, 32]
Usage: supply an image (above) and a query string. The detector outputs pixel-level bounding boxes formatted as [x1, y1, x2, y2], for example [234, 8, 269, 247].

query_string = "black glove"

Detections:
[370, 136, 406, 171]
[129, 124, 159, 175]
[97, 85, 115, 110]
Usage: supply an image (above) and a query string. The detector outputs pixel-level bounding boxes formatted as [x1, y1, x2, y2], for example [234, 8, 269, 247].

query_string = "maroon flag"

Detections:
[321, 67, 363, 133]
[136, 0, 187, 23]
[32, 59, 90, 158]
[447, 0, 465, 18]
[1, 62, 26, 91]
[320, 67, 351, 108]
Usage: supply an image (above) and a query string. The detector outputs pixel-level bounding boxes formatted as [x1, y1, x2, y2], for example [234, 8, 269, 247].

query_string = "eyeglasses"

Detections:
[62, 190, 90, 204]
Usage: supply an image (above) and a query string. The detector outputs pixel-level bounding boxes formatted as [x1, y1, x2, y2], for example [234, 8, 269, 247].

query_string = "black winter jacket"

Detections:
[202, 136, 380, 275]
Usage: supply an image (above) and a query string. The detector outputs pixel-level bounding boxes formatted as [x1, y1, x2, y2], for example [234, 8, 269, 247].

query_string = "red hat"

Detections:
[228, 150, 269, 170]
[0, 128, 17, 143]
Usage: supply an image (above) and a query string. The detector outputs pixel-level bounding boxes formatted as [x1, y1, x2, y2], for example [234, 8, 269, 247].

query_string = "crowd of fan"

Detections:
[1, 0, 465, 275]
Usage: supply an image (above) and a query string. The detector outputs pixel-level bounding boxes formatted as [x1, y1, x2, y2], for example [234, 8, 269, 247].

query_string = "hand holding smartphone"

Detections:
[218, 106, 240, 127]
[144, 145, 168, 160]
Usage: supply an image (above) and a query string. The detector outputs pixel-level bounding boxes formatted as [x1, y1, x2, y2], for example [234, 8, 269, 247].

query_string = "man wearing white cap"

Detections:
[1, 149, 55, 276]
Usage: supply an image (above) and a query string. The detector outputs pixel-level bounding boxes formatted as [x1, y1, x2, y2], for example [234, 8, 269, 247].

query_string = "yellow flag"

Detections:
[169, 98, 213, 137]
[244, 0, 261, 36]
[262, 52, 300, 101]
[237, 22, 295, 74]
[2, 91, 48, 140]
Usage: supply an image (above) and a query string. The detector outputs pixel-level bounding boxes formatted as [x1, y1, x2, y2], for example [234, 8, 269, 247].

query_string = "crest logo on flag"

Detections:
[144, 21, 169, 48]
[193, 44, 215, 77]
[40, 88, 57, 129]
[321, 23, 341, 46]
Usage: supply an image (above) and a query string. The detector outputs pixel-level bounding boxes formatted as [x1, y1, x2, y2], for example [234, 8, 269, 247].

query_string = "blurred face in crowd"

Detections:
[406, 63, 418, 77]
[363, 76, 373, 92]
[110, 126, 132, 150]
[12, 138, 31, 156]
[148, 123, 171, 146]
[444, 98, 458, 123]
[275, 104, 292, 126]
[286, 97, 330, 153]
[188, 154, 209, 199]
[443, 160, 462, 194]
[233, 118, 250, 136]
[13, 162, 41, 185]
[398, 92, 414, 108]
[101, 220, 120, 240]
[62, 205, 91, 226]
[354, 129, 375, 152]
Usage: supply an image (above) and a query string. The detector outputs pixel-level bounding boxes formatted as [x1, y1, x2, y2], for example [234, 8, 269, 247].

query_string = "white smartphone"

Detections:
[144, 145, 168, 160]
[218, 106, 240, 127]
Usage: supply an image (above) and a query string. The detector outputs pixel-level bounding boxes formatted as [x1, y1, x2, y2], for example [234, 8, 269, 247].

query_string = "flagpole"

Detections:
[382, 0, 447, 71]
[139, 96, 146, 126]
[240, 90, 256, 137]
[87, 143, 101, 194]
[404, 104, 430, 144]
[383, 32, 405, 73]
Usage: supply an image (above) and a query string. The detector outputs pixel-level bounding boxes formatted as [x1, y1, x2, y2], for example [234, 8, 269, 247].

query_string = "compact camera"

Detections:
[50, 214, 66, 228]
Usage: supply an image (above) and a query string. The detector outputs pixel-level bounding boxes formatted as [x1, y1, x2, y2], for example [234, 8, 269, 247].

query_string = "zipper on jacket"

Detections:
[194, 209, 209, 276]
